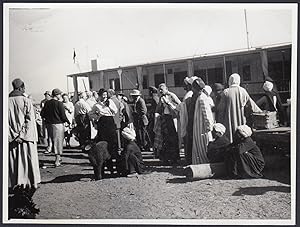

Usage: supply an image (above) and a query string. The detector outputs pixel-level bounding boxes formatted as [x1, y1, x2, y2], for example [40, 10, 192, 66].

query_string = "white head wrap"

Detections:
[203, 85, 212, 96]
[121, 127, 136, 141]
[184, 76, 198, 85]
[237, 125, 252, 138]
[228, 73, 241, 87]
[213, 123, 226, 137]
[263, 81, 273, 92]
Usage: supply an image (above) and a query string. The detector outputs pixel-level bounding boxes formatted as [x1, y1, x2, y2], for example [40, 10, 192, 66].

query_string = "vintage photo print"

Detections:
[3, 3, 297, 225]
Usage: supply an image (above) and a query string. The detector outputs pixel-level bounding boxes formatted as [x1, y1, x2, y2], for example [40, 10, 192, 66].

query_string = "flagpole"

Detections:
[244, 9, 250, 50]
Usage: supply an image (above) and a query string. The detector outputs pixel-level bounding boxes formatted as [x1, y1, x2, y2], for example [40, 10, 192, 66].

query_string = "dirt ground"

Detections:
[33, 140, 291, 221]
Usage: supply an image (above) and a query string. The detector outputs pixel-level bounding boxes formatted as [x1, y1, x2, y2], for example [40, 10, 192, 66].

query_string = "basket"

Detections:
[252, 111, 279, 129]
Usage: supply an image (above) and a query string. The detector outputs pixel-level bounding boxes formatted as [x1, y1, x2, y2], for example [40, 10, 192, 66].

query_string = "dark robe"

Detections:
[225, 137, 265, 178]
[256, 91, 285, 124]
[123, 140, 145, 174]
[207, 135, 230, 163]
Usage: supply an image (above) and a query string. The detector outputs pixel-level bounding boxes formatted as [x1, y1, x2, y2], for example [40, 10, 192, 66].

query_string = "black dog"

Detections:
[84, 141, 111, 180]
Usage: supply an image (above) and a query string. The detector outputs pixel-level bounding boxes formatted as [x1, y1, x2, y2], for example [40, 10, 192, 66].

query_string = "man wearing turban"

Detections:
[225, 125, 265, 178]
[183, 76, 199, 101]
[256, 81, 286, 125]
[181, 78, 214, 165]
[207, 123, 230, 163]
[218, 73, 262, 143]
[8, 78, 41, 218]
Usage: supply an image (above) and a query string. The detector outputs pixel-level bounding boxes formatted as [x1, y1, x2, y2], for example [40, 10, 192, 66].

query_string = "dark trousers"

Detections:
[75, 114, 91, 146]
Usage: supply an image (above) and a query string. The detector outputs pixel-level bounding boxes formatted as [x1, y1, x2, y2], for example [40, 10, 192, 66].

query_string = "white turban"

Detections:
[203, 85, 212, 96]
[263, 81, 273, 92]
[184, 76, 198, 85]
[213, 123, 226, 137]
[237, 125, 252, 138]
[228, 73, 241, 87]
[121, 127, 136, 141]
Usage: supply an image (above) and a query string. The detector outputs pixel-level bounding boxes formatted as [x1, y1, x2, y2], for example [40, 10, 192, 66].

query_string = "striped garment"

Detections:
[153, 115, 163, 152]
[192, 93, 214, 164]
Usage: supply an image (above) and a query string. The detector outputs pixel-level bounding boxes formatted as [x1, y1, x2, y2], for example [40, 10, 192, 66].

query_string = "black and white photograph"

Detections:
[3, 3, 297, 225]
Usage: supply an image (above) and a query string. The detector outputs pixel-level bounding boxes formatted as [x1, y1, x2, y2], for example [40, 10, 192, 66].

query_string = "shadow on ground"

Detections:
[147, 166, 185, 177]
[41, 174, 94, 184]
[232, 185, 291, 196]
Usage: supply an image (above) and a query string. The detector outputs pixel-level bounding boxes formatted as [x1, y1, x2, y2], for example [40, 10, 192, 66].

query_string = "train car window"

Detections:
[225, 61, 232, 78]
[109, 78, 120, 91]
[194, 69, 207, 83]
[143, 75, 148, 89]
[174, 71, 187, 87]
[268, 48, 291, 92]
[207, 67, 223, 85]
[154, 73, 165, 87]
[242, 65, 251, 81]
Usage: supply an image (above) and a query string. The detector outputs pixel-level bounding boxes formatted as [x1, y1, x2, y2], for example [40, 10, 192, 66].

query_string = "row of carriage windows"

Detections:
[99, 48, 290, 92]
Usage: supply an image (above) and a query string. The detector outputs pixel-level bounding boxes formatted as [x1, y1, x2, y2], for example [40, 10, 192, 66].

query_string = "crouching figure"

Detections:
[225, 125, 265, 178]
[121, 127, 146, 177]
[84, 141, 111, 180]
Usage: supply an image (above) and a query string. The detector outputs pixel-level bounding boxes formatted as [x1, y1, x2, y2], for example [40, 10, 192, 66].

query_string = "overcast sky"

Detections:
[5, 3, 295, 102]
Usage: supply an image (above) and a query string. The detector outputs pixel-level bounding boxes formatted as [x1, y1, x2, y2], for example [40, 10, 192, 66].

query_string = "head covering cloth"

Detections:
[237, 125, 252, 138]
[263, 81, 273, 92]
[12, 78, 24, 89]
[121, 127, 136, 141]
[213, 123, 226, 137]
[184, 76, 198, 85]
[203, 85, 212, 96]
[192, 78, 205, 91]
[228, 73, 241, 87]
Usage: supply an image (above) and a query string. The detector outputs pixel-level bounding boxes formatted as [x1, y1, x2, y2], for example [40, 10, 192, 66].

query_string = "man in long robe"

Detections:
[218, 73, 262, 143]
[9, 78, 41, 218]
[190, 79, 215, 164]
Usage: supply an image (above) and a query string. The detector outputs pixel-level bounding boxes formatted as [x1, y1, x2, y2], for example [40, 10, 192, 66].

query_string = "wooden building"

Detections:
[67, 44, 291, 103]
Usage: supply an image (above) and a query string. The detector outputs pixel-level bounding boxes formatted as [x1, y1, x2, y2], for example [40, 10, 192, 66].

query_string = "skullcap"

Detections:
[237, 125, 252, 138]
[213, 123, 226, 136]
[263, 81, 273, 92]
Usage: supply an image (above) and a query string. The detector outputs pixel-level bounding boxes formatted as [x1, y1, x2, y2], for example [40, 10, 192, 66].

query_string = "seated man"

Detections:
[225, 125, 265, 179]
[207, 123, 230, 163]
[121, 126, 146, 177]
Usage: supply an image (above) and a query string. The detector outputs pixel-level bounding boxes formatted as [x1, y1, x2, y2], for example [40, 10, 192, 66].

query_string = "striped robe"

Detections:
[191, 93, 214, 164]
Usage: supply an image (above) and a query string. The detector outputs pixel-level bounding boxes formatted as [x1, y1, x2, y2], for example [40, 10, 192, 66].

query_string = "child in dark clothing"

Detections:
[121, 127, 146, 177]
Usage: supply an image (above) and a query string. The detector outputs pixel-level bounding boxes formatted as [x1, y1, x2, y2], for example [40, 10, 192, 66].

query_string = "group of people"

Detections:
[8, 73, 286, 218]
[151, 73, 285, 178]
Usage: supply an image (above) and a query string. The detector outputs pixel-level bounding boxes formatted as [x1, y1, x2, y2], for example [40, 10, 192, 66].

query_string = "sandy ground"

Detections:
[33, 139, 291, 221]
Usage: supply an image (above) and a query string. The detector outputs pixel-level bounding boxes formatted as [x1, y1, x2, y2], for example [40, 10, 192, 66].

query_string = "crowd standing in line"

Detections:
[9, 71, 289, 218]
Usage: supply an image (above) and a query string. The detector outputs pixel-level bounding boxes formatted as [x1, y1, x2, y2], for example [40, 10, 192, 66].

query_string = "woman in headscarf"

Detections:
[225, 125, 265, 178]
[207, 123, 230, 163]
[218, 73, 262, 143]
[256, 81, 286, 125]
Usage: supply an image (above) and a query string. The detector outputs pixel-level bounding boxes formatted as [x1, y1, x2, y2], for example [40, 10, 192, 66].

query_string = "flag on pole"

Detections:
[73, 49, 76, 64]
